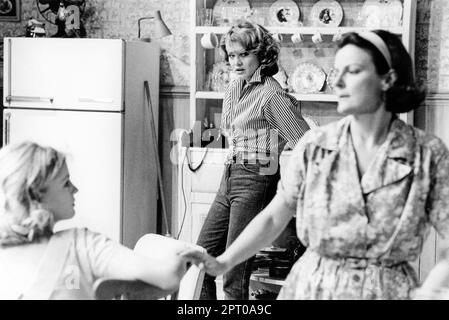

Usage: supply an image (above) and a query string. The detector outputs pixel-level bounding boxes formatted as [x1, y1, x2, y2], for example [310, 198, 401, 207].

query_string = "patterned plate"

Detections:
[290, 62, 326, 94]
[268, 0, 301, 27]
[326, 68, 339, 91]
[310, 0, 344, 27]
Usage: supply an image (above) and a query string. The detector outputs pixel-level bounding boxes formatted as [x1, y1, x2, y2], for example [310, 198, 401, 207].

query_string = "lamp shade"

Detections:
[138, 10, 172, 42]
[153, 10, 172, 38]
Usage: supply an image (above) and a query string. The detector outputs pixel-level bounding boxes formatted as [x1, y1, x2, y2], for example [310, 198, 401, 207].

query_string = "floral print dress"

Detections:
[277, 116, 449, 300]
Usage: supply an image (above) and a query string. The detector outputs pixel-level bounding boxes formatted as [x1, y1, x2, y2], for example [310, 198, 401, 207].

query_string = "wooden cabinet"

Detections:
[175, 147, 227, 243]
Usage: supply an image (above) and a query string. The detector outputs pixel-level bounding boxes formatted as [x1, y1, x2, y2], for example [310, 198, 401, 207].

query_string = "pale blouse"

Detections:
[277, 116, 449, 299]
[0, 228, 131, 299]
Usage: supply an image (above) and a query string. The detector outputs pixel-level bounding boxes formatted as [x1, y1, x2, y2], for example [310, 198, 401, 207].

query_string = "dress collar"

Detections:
[313, 116, 415, 164]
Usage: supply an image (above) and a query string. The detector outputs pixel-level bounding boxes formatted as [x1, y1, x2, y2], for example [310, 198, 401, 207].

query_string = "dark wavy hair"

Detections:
[219, 21, 280, 76]
[338, 30, 425, 113]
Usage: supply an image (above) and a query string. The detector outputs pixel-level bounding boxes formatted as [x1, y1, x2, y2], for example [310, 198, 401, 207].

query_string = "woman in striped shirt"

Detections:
[196, 21, 310, 300]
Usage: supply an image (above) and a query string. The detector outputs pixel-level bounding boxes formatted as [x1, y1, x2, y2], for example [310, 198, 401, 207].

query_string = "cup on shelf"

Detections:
[272, 33, 283, 43]
[311, 32, 323, 44]
[200, 32, 219, 49]
[198, 8, 214, 26]
[332, 31, 343, 43]
[291, 33, 303, 44]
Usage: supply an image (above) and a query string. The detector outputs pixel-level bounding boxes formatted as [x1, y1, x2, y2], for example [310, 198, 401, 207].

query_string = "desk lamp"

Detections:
[138, 10, 172, 42]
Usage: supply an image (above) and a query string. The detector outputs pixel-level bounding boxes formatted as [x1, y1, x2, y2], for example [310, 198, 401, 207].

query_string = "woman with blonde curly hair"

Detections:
[196, 21, 310, 300]
[0, 141, 187, 299]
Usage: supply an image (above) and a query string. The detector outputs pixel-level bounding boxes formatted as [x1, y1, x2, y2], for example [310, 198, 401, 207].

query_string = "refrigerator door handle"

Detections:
[78, 98, 114, 104]
[5, 96, 54, 104]
[3, 112, 11, 146]
[7, 38, 11, 100]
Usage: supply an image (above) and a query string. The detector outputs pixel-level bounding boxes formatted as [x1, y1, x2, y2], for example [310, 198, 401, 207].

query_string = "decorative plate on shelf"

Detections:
[290, 62, 326, 94]
[358, 0, 403, 28]
[310, 0, 344, 27]
[212, 0, 252, 26]
[268, 0, 301, 27]
[326, 68, 339, 91]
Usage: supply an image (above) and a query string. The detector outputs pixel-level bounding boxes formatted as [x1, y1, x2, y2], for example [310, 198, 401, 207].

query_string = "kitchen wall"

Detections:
[415, 0, 449, 148]
[1, 0, 449, 234]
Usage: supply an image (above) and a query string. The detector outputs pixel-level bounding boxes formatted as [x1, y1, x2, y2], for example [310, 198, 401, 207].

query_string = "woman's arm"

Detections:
[182, 194, 295, 276]
[104, 245, 187, 291]
[264, 91, 310, 147]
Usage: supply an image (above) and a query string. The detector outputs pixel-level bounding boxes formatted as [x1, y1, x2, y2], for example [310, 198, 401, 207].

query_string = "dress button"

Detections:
[353, 274, 360, 282]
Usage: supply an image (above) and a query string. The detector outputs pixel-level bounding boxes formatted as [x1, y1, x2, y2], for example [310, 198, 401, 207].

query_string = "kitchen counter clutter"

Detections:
[249, 218, 306, 300]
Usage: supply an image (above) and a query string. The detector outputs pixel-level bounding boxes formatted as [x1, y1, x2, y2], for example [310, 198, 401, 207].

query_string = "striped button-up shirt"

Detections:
[221, 67, 310, 160]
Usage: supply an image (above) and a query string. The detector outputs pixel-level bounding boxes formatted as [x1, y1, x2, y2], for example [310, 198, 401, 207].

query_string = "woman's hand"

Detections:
[180, 248, 230, 276]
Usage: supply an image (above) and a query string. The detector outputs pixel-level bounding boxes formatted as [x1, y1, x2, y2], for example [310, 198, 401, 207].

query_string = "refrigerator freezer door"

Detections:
[3, 38, 124, 111]
[4, 109, 123, 242]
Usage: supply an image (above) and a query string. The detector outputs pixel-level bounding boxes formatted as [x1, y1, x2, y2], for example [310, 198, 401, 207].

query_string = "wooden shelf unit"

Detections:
[189, 0, 417, 128]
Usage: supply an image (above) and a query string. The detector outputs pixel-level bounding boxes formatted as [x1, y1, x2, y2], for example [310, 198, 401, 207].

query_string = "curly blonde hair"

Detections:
[0, 141, 66, 245]
[220, 21, 280, 76]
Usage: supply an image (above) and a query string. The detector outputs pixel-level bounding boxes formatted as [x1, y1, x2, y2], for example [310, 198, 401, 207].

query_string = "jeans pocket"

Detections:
[241, 161, 279, 176]
[241, 163, 262, 175]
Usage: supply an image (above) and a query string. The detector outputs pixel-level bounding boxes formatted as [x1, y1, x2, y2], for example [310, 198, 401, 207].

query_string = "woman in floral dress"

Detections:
[181, 30, 449, 299]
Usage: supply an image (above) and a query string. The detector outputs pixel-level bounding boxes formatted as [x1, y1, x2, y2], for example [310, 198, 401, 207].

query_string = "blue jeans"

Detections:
[197, 161, 280, 300]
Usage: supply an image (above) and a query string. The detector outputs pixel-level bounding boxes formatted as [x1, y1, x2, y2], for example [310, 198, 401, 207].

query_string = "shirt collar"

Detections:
[313, 116, 416, 164]
[247, 66, 263, 85]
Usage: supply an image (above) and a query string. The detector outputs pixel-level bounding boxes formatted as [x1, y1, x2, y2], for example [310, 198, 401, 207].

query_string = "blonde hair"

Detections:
[0, 141, 66, 245]
[220, 21, 280, 76]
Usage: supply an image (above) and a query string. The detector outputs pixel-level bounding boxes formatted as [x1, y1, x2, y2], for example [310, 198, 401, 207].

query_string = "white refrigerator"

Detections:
[2, 37, 160, 248]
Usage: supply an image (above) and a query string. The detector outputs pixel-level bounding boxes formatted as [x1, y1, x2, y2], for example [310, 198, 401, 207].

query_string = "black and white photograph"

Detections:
[1, 0, 449, 309]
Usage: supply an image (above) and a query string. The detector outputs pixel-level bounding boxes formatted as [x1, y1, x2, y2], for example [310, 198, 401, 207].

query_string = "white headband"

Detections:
[358, 31, 392, 69]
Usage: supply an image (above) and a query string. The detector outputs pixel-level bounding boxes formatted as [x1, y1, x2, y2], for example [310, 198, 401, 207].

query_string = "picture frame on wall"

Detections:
[0, 0, 20, 22]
